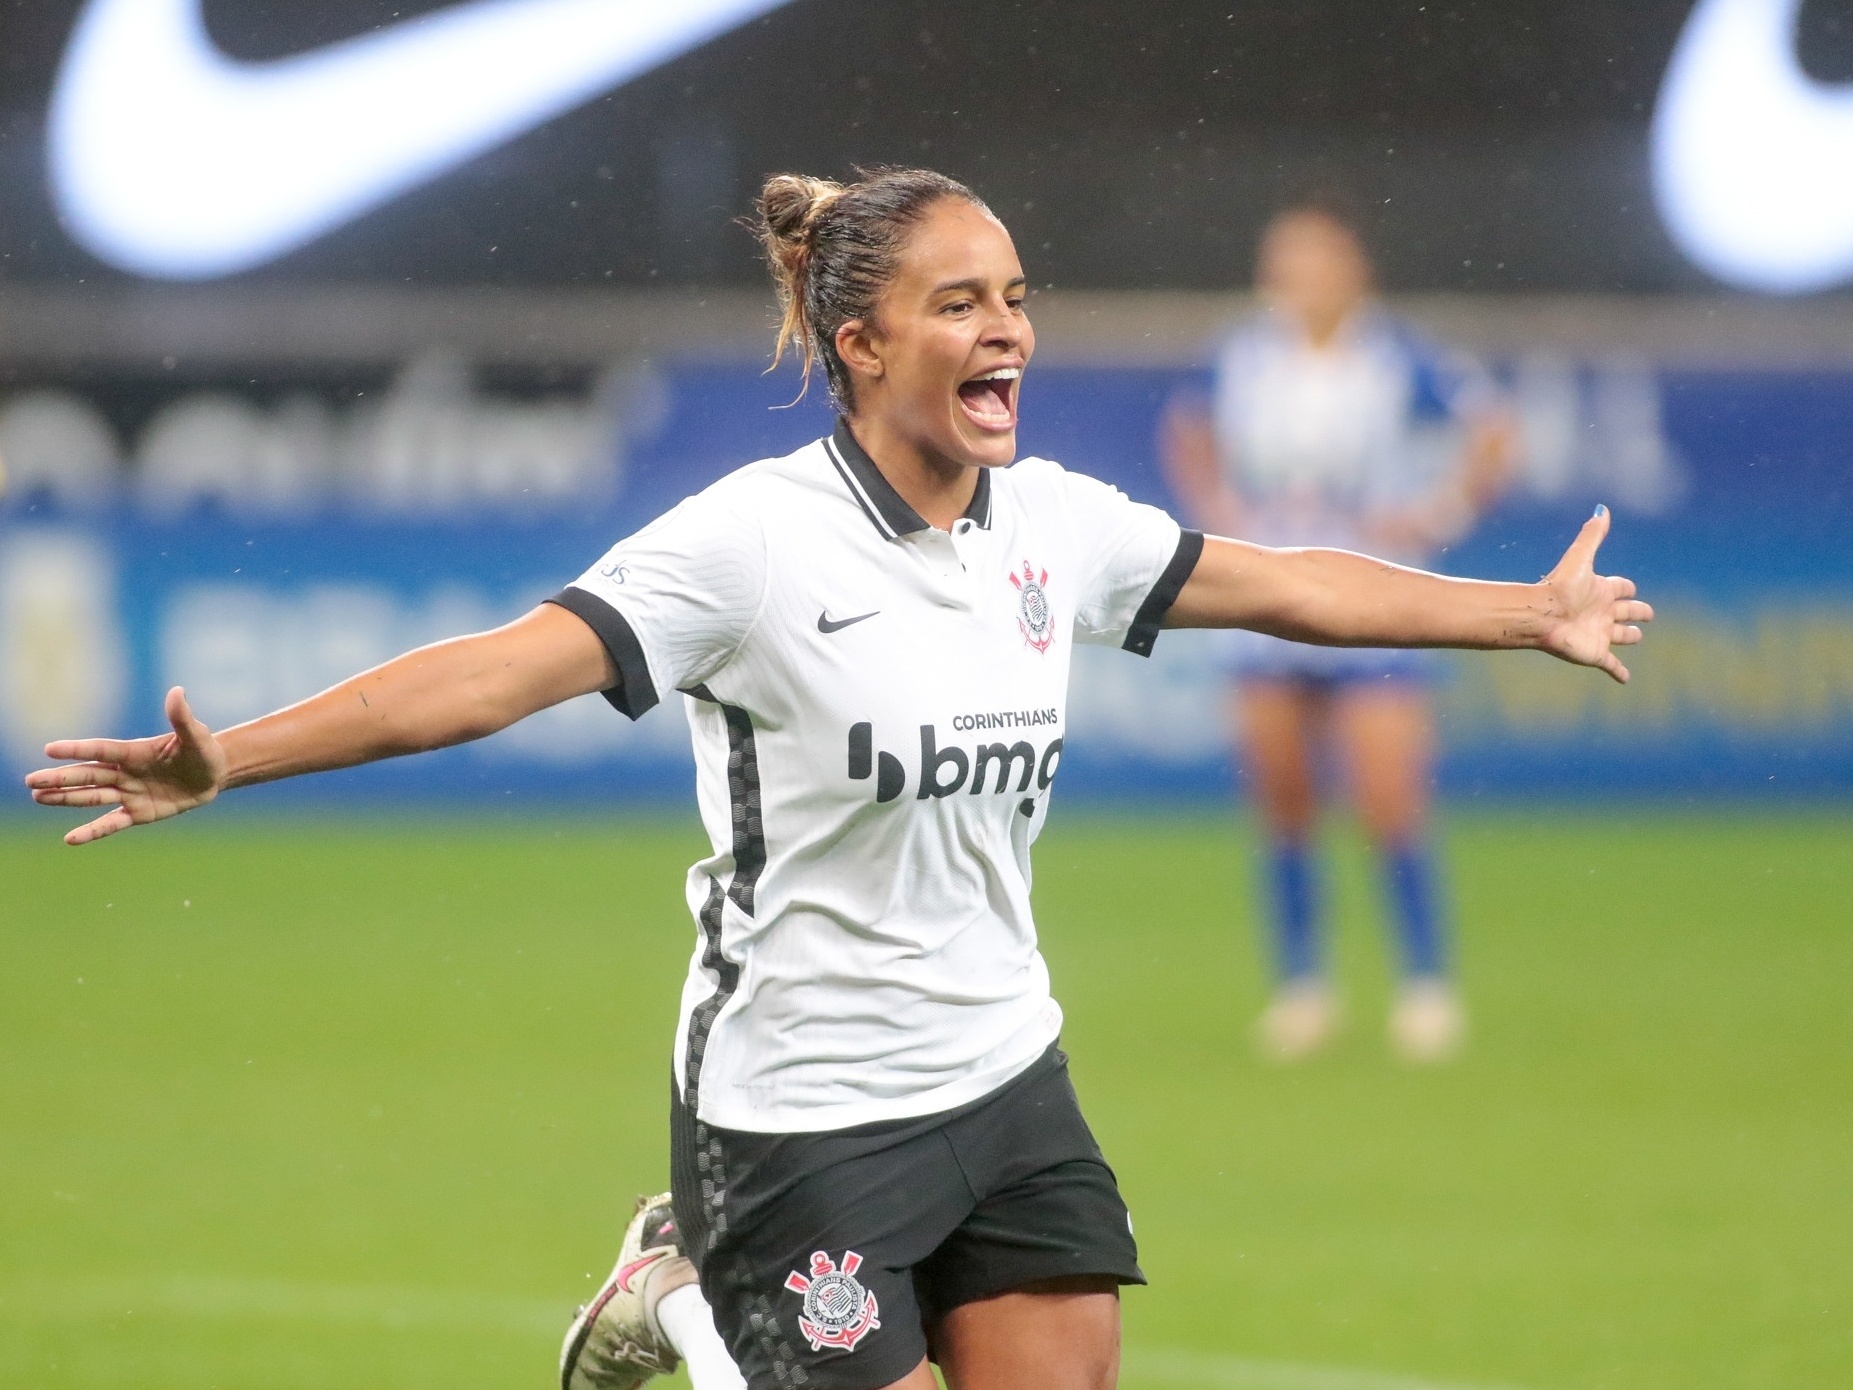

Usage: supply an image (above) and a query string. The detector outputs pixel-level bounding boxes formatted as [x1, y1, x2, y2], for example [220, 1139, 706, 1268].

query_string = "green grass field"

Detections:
[2, 810, 1849, 1390]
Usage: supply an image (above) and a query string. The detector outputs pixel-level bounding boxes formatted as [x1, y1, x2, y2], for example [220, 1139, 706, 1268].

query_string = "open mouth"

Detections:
[956, 366, 1019, 431]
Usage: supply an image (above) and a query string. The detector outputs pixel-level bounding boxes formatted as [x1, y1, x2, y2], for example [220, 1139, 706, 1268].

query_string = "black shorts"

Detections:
[669, 1045, 1144, 1390]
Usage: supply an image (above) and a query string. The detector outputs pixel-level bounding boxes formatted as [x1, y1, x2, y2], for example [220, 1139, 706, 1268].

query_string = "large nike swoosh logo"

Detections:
[1653, 0, 1853, 292]
[47, 0, 795, 280]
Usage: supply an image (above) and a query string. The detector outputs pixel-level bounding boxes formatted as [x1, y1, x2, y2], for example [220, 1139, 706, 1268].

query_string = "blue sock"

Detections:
[1384, 841, 1449, 980]
[1264, 840, 1322, 982]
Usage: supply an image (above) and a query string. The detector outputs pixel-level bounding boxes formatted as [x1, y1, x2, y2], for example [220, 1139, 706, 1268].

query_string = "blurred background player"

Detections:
[1161, 197, 1514, 1062]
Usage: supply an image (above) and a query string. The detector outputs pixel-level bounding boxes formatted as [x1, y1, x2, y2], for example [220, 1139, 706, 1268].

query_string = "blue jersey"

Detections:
[1210, 305, 1484, 565]
[1208, 305, 1487, 683]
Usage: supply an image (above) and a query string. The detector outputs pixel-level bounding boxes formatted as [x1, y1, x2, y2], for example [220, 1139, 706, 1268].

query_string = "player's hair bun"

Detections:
[751, 167, 988, 409]
[757, 174, 846, 264]
[755, 173, 846, 384]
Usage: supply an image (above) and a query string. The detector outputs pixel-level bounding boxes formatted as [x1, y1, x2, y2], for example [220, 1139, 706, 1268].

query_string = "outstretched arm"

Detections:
[26, 603, 616, 845]
[1167, 506, 1652, 683]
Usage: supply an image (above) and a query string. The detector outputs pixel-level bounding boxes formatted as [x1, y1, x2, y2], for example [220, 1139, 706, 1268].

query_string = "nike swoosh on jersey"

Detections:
[818, 610, 880, 634]
[47, 0, 794, 279]
[1653, 0, 1853, 292]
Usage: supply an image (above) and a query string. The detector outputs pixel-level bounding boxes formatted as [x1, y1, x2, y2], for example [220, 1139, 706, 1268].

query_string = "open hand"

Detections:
[25, 687, 227, 845]
[1539, 506, 1654, 684]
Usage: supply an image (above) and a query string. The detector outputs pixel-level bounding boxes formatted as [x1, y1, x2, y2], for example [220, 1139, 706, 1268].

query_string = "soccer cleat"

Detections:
[1389, 979, 1466, 1062]
[560, 1192, 701, 1390]
[1257, 979, 1339, 1060]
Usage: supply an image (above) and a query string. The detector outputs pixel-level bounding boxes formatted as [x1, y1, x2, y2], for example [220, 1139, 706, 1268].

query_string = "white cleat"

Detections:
[1257, 979, 1339, 1060]
[561, 1192, 700, 1390]
[1389, 979, 1466, 1063]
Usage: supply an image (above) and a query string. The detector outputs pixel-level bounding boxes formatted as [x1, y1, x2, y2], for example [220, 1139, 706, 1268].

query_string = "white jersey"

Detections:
[551, 422, 1197, 1133]
[1211, 305, 1484, 563]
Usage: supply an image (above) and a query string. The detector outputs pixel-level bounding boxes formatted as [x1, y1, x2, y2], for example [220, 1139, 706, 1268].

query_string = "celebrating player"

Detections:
[1161, 198, 1515, 1062]
[28, 168, 1647, 1390]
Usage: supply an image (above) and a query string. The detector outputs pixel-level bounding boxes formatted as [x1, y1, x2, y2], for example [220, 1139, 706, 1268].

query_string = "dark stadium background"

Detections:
[8, 0, 1850, 290]
[2, 4, 1849, 1390]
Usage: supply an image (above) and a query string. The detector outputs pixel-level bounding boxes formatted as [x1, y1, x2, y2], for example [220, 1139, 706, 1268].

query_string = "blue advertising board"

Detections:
[3, 361, 1850, 805]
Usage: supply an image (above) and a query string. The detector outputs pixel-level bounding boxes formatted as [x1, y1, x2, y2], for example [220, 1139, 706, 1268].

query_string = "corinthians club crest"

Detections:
[784, 1250, 881, 1353]
[1009, 560, 1054, 653]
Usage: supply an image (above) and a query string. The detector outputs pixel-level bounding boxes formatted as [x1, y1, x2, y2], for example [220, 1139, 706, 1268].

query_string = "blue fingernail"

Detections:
[1594, 504, 1608, 519]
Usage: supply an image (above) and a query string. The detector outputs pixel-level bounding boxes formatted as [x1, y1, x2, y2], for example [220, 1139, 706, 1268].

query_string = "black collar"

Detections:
[824, 418, 994, 540]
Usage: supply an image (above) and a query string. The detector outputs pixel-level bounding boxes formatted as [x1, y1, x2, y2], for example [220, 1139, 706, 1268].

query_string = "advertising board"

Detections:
[3, 360, 1848, 804]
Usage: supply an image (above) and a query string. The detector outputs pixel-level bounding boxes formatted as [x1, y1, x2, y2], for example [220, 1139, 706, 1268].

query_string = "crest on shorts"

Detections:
[1009, 560, 1054, 653]
[784, 1249, 881, 1353]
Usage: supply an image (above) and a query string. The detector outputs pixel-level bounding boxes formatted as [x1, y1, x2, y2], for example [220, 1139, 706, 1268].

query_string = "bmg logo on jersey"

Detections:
[849, 719, 1063, 804]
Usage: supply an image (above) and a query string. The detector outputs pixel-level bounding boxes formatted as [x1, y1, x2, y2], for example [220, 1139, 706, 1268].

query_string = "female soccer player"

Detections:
[28, 168, 1647, 1390]
[1161, 199, 1514, 1063]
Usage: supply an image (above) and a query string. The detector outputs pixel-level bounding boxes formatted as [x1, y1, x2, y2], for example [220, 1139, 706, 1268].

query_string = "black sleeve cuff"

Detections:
[1121, 528, 1205, 657]
[545, 587, 660, 720]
